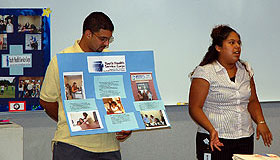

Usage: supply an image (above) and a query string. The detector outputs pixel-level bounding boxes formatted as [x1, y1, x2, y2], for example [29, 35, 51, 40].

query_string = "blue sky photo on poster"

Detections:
[57, 51, 170, 136]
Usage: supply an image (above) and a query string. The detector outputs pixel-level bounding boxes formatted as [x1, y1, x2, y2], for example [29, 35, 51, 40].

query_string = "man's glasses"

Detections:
[93, 33, 114, 44]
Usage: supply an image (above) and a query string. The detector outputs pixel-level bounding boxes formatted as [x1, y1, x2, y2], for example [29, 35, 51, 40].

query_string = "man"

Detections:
[40, 12, 131, 160]
[143, 114, 151, 127]
[0, 20, 6, 33]
[0, 84, 4, 95]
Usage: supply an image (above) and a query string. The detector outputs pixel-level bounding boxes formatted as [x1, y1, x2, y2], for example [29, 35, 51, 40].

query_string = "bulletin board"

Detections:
[0, 8, 51, 112]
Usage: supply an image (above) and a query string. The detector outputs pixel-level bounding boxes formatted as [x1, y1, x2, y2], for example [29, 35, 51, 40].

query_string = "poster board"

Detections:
[57, 51, 170, 136]
[0, 8, 51, 112]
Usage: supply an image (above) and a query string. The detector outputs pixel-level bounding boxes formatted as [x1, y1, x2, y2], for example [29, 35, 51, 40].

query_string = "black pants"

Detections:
[53, 142, 121, 160]
[196, 132, 254, 160]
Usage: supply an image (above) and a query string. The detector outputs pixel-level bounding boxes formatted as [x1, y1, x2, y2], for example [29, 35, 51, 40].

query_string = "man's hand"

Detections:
[116, 130, 132, 142]
[39, 99, 58, 122]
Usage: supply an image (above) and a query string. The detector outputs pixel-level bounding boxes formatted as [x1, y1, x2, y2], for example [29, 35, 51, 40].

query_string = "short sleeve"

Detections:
[190, 66, 210, 83]
[243, 61, 254, 77]
[40, 56, 61, 102]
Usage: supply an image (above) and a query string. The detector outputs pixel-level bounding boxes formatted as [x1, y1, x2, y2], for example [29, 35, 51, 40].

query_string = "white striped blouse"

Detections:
[191, 60, 254, 139]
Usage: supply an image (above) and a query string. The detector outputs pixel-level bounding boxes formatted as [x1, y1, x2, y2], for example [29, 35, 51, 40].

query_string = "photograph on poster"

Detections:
[18, 15, 42, 33]
[130, 72, 158, 101]
[140, 110, 169, 129]
[0, 77, 15, 98]
[25, 34, 41, 50]
[18, 76, 43, 98]
[103, 97, 125, 114]
[68, 111, 103, 132]
[63, 72, 85, 100]
[0, 15, 14, 33]
[0, 34, 7, 50]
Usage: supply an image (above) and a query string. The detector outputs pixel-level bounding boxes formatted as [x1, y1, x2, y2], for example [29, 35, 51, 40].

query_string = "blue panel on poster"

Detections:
[134, 100, 165, 111]
[94, 75, 127, 99]
[105, 112, 139, 132]
[64, 98, 98, 112]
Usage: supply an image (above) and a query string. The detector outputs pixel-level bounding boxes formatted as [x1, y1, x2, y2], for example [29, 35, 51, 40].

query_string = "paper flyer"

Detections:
[57, 51, 170, 136]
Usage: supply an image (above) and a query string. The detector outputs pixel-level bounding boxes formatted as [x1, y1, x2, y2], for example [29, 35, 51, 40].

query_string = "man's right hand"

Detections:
[40, 99, 58, 122]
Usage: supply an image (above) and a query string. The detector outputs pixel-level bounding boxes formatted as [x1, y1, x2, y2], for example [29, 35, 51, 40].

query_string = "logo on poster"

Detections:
[9, 101, 26, 112]
[131, 74, 152, 81]
[88, 55, 126, 73]
[93, 61, 104, 72]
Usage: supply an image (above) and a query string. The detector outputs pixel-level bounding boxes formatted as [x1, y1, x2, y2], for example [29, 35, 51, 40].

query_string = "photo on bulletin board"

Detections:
[0, 77, 16, 98]
[0, 34, 7, 50]
[0, 8, 51, 112]
[0, 15, 14, 33]
[18, 76, 43, 98]
[25, 34, 41, 50]
[18, 15, 42, 33]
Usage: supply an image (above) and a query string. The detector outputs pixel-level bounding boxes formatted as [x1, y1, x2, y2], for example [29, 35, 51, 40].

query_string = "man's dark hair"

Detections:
[83, 12, 114, 34]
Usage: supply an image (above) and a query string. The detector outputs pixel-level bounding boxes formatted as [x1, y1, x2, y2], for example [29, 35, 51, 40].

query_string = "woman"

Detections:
[137, 90, 144, 101]
[188, 25, 273, 160]
[110, 101, 123, 114]
[71, 82, 78, 99]
[18, 81, 24, 98]
[147, 90, 153, 100]
[82, 112, 100, 129]
[6, 18, 13, 33]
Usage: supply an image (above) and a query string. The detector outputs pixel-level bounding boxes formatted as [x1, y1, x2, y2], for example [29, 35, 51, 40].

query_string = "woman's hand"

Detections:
[256, 123, 273, 147]
[209, 129, 224, 151]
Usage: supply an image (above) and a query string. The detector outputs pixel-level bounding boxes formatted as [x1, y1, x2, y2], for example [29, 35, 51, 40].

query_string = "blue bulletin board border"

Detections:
[0, 8, 51, 112]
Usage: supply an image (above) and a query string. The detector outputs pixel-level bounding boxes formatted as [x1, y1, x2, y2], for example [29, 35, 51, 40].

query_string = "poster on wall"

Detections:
[0, 8, 51, 112]
[57, 51, 171, 136]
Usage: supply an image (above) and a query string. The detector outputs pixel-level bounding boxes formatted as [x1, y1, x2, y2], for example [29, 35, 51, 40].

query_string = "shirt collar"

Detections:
[73, 40, 84, 52]
[213, 60, 243, 73]
[213, 60, 225, 73]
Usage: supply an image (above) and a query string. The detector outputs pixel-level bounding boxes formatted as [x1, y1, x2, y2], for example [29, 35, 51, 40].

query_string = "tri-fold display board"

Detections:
[57, 51, 170, 135]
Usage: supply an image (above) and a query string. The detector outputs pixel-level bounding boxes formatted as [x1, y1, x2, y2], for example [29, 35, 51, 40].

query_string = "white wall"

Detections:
[2, 0, 280, 104]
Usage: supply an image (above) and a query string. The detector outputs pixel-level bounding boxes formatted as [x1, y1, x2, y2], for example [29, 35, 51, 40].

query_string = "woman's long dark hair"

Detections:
[199, 25, 240, 66]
